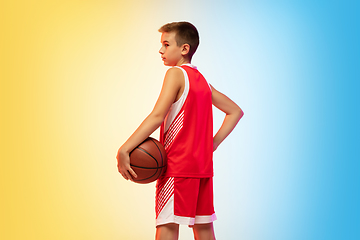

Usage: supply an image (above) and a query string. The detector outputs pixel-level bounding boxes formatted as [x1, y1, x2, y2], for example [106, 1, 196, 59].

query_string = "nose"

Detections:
[159, 47, 164, 54]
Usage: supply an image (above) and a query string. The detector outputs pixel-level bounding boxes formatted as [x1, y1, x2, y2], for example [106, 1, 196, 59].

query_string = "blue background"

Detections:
[175, 0, 360, 239]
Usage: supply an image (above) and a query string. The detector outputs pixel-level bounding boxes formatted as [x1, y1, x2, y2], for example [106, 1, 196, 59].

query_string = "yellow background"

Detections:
[1, 1, 173, 239]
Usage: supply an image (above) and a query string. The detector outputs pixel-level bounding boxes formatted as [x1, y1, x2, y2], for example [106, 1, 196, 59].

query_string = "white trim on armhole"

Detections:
[164, 66, 190, 132]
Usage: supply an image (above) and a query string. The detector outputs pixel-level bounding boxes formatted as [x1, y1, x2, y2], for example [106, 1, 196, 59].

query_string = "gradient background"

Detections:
[1, 0, 359, 239]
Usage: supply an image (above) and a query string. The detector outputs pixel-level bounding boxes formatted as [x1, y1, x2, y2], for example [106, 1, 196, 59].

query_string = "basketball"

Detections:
[129, 137, 167, 184]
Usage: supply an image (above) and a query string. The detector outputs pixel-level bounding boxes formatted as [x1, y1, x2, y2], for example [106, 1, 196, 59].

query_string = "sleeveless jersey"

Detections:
[160, 64, 213, 178]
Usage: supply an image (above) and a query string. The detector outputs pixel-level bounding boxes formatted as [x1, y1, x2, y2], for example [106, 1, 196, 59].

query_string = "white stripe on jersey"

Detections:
[164, 66, 189, 132]
[164, 110, 184, 149]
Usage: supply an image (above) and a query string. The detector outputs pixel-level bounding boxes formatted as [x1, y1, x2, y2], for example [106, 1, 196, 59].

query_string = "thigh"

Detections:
[174, 177, 201, 218]
[156, 177, 216, 226]
[156, 177, 201, 226]
[193, 178, 216, 225]
[196, 177, 214, 216]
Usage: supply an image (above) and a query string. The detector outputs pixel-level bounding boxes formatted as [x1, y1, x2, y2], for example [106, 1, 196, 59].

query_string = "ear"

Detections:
[181, 44, 190, 56]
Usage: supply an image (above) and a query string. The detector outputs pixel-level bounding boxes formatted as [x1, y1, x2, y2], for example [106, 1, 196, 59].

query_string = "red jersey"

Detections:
[160, 64, 213, 178]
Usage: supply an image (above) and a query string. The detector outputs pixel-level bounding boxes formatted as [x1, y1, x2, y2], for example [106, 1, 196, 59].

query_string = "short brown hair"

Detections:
[158, 22, 199, 60]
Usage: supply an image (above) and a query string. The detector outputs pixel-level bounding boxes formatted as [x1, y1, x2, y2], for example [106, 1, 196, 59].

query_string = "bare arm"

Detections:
[116, 68, 184, 180]
[211, 85, 244, 151]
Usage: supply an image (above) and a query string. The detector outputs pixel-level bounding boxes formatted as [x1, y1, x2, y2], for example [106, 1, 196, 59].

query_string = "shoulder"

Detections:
[165, 67, 183, 77]
[164, 67, 185, 84]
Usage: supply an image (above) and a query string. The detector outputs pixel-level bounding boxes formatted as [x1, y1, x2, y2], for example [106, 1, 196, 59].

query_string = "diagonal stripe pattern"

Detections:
[164, 110, 184, 150]
[155, 177, 174, 218]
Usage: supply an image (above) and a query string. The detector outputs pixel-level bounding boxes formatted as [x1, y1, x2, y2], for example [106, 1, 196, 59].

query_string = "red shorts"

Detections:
[155, 177, 217, 227]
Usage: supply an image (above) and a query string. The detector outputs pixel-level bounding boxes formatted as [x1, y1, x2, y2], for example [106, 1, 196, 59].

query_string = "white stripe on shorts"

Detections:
[156, 194, 217, 227]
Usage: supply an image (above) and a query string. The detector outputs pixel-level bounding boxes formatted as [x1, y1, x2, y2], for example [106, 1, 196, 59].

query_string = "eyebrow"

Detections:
[162, 40, 170, 44]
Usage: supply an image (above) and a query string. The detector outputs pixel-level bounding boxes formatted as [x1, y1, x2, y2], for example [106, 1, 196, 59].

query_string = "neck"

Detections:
[176, 58, 191, 66]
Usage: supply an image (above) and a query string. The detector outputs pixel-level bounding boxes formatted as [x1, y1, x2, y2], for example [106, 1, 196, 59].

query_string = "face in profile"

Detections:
[159, 32, 184, 66]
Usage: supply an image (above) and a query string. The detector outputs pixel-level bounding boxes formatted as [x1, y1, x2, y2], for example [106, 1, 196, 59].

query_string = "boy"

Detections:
[117, 22, 243, 240]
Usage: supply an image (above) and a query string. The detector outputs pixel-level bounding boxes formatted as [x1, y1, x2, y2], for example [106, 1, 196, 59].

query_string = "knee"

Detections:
[155, 223, 179, 240]
[193, 223, 216, 240]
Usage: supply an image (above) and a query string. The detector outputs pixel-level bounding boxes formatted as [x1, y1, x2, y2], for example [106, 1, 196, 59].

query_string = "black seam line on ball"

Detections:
[136, 146, 159, 167]
[130, 164, 166, 169]
[149, 138, 164, 165]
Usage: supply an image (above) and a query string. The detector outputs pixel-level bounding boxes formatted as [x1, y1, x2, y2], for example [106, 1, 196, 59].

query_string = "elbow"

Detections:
[226, 106, 244, 122]
[237, 106, 244, 121]
[227, 106, 244, 123]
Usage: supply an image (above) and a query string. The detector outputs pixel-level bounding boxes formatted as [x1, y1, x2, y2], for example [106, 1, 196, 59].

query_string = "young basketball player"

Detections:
[117, 22, 244, 240]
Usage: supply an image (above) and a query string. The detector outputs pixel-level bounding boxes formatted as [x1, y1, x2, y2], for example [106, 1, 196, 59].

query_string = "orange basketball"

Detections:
[129, 137, 167, 184]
